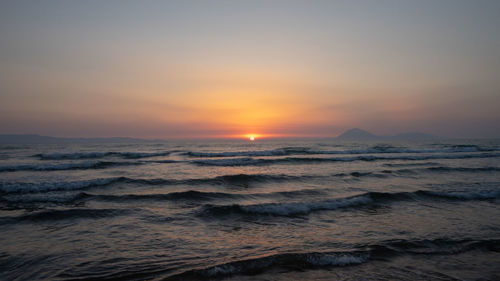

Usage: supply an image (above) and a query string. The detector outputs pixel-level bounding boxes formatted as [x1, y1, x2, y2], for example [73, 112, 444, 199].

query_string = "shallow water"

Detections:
[1, 139, 499, 280]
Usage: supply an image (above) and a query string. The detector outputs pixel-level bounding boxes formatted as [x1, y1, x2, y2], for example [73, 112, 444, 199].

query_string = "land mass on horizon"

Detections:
[0, 129, 440, 144]
[336, 128, 438, 140]
[0, 134, 155, 144]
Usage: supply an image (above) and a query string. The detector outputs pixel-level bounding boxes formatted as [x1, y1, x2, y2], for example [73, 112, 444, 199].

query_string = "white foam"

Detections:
[240, 195, 373, 216]
[187, 146, 499, 158]
[189, 149, 288, 157]
[0, 160, 141, 172]
[193, 152, 500, 166]
[36, 151, 170, 160]
[194, 157, 260, 166]
[119, 151, 170, 158]
[306, 252, 370, 266]
[205, 264, 240, 276]
[0, 161, 101, 172]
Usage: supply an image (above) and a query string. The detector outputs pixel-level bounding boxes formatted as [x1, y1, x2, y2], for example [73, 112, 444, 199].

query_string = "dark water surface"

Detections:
[1, 139, 499, 280]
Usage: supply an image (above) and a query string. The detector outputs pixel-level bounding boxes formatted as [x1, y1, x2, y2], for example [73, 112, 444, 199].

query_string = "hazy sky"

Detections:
[1, 0, 499, 138]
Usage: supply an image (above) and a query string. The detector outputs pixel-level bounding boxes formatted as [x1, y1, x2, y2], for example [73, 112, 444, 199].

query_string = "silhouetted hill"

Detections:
[0, 134, 155, 144]
[336, 128, 378, 140]
[336, 129, 438, 140]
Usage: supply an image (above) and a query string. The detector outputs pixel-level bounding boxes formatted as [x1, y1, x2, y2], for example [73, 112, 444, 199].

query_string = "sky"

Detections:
[1, 0, 499, 139]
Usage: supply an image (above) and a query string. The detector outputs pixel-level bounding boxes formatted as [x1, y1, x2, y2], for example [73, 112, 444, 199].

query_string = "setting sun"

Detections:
[243, 133, 261, 140]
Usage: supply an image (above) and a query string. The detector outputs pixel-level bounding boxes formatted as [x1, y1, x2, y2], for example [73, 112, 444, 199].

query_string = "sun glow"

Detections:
[243, 133, 261, 140]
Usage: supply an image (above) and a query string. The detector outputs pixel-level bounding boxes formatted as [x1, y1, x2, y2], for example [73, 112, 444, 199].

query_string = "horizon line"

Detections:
[1, 132, 499, 141]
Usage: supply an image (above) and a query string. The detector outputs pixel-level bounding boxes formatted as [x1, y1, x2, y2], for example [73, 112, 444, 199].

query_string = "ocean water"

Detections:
[1, 139, 499, 280]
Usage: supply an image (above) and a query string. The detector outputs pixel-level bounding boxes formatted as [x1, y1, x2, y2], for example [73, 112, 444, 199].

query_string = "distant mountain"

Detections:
[336, 128, 438, 140]
[336, 128, 378, 140]
[0, 134, 156, 144]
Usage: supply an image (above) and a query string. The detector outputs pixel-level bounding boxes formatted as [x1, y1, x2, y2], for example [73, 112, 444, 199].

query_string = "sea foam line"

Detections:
[185, 145, 500, 158]
[164, 237, 500, 280]
[192, 152, 500, 166]
[200, 195, 373, 216]
[0, 161, 143, 172]
[0, 173, 316, 194]
[164, 251, 370, 280]
[34, 151, 172, 160]
[199, 188, 500, 217]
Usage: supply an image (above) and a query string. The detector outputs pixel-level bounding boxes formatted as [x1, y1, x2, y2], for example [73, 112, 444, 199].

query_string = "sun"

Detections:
[243, 133, 260, 140]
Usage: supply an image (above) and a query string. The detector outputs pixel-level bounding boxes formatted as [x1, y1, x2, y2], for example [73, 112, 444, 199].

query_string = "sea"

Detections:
[1, 139, 499, 280]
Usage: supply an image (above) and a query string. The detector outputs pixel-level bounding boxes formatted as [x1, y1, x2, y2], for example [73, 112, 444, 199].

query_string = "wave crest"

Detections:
[0, 161, 143, 172]
[34, 151, 171, 160]
[193, 153, 500, 166]
[165, 251, 370, 280]
[185, 145, 500, 158]
[199, 188, 500, 218]
[164, 237, 499, 280]
[200, 195, 373, 217]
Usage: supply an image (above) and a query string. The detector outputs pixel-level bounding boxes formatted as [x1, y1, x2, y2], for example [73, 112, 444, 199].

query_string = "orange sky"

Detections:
[1, 1, 499, 138]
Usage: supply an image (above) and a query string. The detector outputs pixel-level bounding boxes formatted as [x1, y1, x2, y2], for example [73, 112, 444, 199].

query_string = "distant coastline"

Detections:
[0, 129, 440, 144]
[0, 134, 156, 144]
[335, 128, 438, 140]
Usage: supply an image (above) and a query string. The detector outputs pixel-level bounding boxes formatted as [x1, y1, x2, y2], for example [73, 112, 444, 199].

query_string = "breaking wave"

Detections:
[165, 251, 370, 280]
[200, 195, 373, 217]
[0, 173, 316, 194]
[164, 237, 499, 280]
[34, 151, 172, 160]
[199, 188, 500, 217]
[0, 161, 143, 172]
[192, 152, 500, 166]
[383, 162, 440, 167]
[185, 145, 499, 158]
